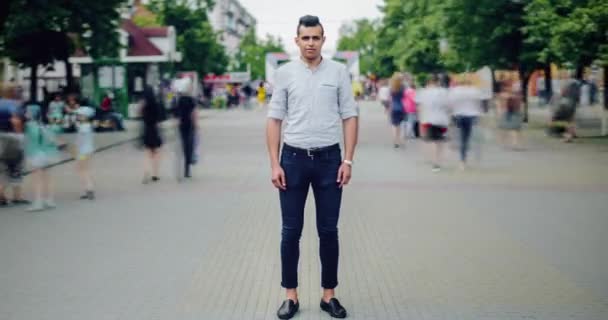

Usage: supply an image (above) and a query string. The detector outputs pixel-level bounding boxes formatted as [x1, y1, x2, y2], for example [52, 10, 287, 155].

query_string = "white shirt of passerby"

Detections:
[378, 85, 390, 102]
[415, 87, 450, 126]
[448, 85, 483, 117]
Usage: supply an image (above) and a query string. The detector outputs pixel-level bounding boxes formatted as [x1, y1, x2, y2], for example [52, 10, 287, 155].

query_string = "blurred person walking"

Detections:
[0, 88, 29, 206]
[257, 81, 267, 107]
[448, 77, 484, 170]
[23, 103, 61, 211]
[403, 82, 418, 138]
[47, 93, 65, 127]
[389, 73, 406, 148]
[73, 106, 96, 200]
[416, 74, 450, 172]
[497, 80, 524, 149]
[266, 15, 359, 320]
[549, 79, 581, 142]
[377, 80, 391, 116]
[140, 86, 164, 183]
[173, 78, 199, 180]
[63, 93, 79, 132]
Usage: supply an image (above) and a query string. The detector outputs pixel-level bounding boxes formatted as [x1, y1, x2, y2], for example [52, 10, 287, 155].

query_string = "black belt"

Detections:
[282, 143, 340, 157]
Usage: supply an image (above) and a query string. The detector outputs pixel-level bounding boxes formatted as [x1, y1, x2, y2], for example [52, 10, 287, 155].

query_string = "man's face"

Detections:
[295, 25, 325, 61]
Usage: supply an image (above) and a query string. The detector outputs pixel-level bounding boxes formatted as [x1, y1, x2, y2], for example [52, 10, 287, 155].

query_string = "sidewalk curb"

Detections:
[22, 113, 211, 175]
[23, 134, 141, 176]
[22, 124, 180, 176]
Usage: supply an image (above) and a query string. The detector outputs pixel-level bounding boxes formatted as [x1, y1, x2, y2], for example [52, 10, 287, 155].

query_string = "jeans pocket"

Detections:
[280, 150, 298, 165]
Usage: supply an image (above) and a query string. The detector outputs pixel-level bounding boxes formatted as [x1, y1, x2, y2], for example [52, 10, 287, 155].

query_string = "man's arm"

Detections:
[266, 118, 282, 169]
[337, 66, 360, 187]
[342, 116, 358, 163]
[266, 118, 286, 190]
[266, 69, 288, 190]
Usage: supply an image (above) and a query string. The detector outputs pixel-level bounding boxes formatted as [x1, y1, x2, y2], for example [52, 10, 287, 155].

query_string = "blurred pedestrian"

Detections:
[377, 80, 390, 114]
[403, 82, 418, 138]
[242, 83, 254, 109]
[74, 106, 96, 200]
[416, 74, 450, 172]
[173, 78, 198, 179]
[448, 76, 483, 170]
[389, 73, 406, 148]
[497, 80, 524, 149]
[97, 92, 125, 131]
[257, 81, 267, 107]
[266, 15, 358, 320]
[549, 79, 580, 142]
[0, 87, 29, 206]
[352, 78, 364, 101]
[140, 86, 163, 184]
[63, 93, 79, 132]
[24, 103, 60, 211]
[47, 93, 64, 127]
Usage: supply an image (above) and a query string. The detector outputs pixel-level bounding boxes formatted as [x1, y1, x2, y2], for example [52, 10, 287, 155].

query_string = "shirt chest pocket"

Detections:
[316, 84, 339, 110]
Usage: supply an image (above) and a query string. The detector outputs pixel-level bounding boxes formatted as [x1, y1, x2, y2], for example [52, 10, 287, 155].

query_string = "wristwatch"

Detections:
[343, 159, 353, 166]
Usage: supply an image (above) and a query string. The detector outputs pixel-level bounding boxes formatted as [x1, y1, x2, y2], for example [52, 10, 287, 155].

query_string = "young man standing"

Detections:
[266, 15, 359, 319]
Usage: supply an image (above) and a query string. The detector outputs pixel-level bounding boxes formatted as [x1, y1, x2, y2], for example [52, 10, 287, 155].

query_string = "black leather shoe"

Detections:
[320, 298, 347, 318]
[277, 299, 299, 319]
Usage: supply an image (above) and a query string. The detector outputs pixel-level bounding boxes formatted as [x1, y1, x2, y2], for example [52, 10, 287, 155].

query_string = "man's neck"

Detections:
[300, 55, 323, 69]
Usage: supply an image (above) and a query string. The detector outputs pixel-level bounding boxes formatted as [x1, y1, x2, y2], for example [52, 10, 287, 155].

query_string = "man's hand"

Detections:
[271, 165, 287, 190]
[336, 163, 352, 188]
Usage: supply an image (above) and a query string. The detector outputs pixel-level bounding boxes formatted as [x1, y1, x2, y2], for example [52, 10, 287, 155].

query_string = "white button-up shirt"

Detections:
[267, 58, 359, 149]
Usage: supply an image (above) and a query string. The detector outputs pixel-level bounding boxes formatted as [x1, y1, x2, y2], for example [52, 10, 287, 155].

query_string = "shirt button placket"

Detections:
[306, 72, 314, 134]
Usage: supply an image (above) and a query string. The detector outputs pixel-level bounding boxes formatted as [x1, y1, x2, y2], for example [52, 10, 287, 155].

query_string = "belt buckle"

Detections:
[306, 148, 315, 159]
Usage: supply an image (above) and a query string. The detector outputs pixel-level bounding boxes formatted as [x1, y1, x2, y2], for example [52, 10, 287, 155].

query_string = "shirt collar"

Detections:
[299, 56, 325, 71]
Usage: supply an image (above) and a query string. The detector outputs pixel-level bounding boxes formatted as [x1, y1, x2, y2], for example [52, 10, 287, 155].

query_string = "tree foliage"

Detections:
[1, 0, 125, 96]
[232, 29, 285, 80]
[149, 0, 229, 75]
[337, 19, 381, 76]
[339, 0, 605, 75]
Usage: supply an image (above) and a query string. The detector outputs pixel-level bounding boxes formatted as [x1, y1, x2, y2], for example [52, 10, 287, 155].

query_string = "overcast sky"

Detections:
[238, 0, 384, 55]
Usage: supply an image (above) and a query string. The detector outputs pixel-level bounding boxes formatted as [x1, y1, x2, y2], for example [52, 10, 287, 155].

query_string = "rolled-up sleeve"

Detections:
[337, 66, 359, 120]
[267, 69, 288, 120]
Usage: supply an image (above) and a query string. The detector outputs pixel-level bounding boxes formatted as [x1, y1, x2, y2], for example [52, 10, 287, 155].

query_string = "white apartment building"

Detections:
[138, 0, 256, 55]
[208, 0, 257, 55]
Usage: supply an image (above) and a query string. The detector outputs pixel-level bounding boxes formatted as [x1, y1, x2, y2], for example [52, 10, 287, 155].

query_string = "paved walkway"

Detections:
[1, 102, 607, 320]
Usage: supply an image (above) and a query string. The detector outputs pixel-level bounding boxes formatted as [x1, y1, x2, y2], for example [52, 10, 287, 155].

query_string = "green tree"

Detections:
[394, 0, 446, 74]
[337, 19, 380, 76]
[522, 0, 565, 98]
[2, 0, 75, 99]
[233, 29, 285, 80]
[151, 0, 229, 76]
[524, 0, 608, 107]
[555, 0, 608, 108]
[375, 0, 450, 78]
[444, 0, 537, 119]
[1, 0, 125, 95]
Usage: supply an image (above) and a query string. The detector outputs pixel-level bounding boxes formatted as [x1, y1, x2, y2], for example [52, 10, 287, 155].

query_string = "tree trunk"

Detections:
[575, 64, 584, 80]
[604, 64, 608, 110]
[544, 63, 552, 101]
[63, 57, 74, 93]
[518, 67, 530, 123]
[602, 65, 607, 136]
[29, 63, 38, 102]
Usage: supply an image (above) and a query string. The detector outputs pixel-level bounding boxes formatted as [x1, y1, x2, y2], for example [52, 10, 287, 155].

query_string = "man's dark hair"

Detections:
[297, 15, 324, 36]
